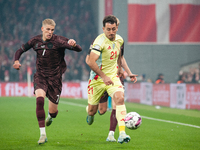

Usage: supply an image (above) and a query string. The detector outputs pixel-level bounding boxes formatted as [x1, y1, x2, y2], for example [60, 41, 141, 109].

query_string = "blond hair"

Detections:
[42, 19, 56, 27]
[116, 18, 120, 26]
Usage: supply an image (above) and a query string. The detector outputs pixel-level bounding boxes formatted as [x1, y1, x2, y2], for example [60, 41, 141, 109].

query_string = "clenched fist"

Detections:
[13, 60, 21, 70]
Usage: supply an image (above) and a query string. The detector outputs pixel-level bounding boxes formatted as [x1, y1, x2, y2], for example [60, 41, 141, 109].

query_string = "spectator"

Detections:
[177, 75, 185, 84]
[0, 0, 96, 82]
[155, 73, 165, 84]
[192, 68, 199, 83]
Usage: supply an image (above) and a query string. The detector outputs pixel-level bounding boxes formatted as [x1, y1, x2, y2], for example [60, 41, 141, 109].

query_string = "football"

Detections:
[124, 112, 142, 130]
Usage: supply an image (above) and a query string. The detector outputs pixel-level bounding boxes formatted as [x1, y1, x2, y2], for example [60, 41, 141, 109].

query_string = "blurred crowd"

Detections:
[134, 64, 200, 84]
[0, 0, 96, 82]
[0, 0, 199, 84]
[176, 66, 200, 84]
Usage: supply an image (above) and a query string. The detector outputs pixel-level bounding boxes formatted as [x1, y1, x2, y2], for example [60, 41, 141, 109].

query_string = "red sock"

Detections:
[36, 97, 45, 127]
[109, 109, 117, 132]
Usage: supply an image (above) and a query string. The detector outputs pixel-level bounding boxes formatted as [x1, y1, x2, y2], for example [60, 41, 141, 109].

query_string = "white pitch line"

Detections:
[60, 101, 86, 108]
[60, 101, 200, 129]
[141, 116, 200, 129]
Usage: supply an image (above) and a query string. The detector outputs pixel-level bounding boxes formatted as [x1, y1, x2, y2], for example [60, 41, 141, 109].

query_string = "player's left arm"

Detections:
[121, 56, 138, 83]
[67, 39, 82, 52]
[85, 44, 92, 64]
[60, 36, 82, 52]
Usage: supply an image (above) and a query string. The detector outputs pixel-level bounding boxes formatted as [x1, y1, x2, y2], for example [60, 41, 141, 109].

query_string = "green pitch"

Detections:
[0, 97, 200, 150]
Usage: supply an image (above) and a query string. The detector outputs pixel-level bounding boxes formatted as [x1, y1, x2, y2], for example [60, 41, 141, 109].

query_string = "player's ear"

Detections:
[41, 27, 43, 32]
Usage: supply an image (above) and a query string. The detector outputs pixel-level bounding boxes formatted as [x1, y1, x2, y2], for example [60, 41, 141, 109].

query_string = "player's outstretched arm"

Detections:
[121, 56, 137, 83]
[13, 47, 25, 70]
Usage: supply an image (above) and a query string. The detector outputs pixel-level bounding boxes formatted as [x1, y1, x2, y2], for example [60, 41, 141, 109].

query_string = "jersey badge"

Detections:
[94, 45, 100, 50]
[108, 46, 111, 49]
[47, 42, 53, 49]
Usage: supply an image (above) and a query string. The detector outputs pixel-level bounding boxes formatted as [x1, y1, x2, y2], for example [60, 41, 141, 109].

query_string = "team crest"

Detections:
[47, 42, 53, 49]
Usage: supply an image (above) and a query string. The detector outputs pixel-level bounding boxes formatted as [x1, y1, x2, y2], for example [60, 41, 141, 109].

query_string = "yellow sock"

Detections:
[116, 104, 127, 132]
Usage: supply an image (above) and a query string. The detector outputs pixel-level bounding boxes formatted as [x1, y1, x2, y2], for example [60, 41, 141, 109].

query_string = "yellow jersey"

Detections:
[89, 33, 124, 80]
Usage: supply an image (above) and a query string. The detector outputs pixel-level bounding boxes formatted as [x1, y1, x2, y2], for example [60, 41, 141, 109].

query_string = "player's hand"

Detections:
[13, 60, 21, 70]
[68, 39, 76, 47]
[102, 75, 114, 86]
[129, 74, 138, 83]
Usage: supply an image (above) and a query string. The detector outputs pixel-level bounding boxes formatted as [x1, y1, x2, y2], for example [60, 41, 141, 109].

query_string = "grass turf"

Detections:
[0, 97, 200, 150]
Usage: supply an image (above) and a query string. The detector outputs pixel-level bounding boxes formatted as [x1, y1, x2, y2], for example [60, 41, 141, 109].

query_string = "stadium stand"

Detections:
[0, 0, 96, 82]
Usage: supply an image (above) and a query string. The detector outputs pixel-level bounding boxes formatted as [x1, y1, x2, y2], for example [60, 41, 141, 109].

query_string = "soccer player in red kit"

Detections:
[13, 18, 82, 144]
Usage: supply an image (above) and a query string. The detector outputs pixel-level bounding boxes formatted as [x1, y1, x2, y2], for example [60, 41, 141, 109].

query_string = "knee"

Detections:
[113, 92, 124, 105]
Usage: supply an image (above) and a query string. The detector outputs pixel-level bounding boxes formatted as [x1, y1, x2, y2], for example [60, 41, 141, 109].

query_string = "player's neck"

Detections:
[42, 35, 51, 42]
[42, 35, 47, 42]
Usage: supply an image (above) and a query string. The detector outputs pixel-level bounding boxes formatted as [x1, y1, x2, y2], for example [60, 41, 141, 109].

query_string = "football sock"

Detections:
[108, 131, 115, 136]
[49, 110, 58, 118]
[40, 127, 46, 136]
[108, 96, 112, 109]
[36, 97, 45, 128]
[116, 105, 126, 133]
[109, 109, 117, 132]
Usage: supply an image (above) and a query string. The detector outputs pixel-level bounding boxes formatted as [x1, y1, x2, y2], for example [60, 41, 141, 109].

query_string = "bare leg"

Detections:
[86, 104, 98, 125]
[98, 102, 107, 115]
[45, 100, 58, 127]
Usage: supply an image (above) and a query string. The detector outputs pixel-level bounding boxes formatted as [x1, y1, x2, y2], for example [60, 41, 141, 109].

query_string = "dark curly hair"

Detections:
[103, 15, 117, 27]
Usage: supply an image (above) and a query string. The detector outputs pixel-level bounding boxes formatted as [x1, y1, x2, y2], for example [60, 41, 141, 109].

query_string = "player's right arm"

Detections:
[13, 42, 32, 70]
[121, 56, 137, 83]
[13, 60, 21, 70]
[86, 51, 114, 86]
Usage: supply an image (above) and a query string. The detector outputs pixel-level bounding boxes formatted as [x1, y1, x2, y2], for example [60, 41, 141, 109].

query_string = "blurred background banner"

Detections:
[1, 81, 199, 110]
[128, 0, 200, 44]
[105, 0, 113, 15]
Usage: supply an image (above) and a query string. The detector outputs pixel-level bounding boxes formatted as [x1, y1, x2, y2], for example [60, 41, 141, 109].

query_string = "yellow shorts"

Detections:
[87, 75, 124, 105]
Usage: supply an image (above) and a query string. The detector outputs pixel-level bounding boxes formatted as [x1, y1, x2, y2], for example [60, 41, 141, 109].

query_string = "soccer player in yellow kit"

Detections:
[86, 15, 137, 144]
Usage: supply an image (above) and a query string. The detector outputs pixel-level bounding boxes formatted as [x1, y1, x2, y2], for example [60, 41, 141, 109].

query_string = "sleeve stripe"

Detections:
[21, 46, 25, 52]
[91, 48, 101, 52]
